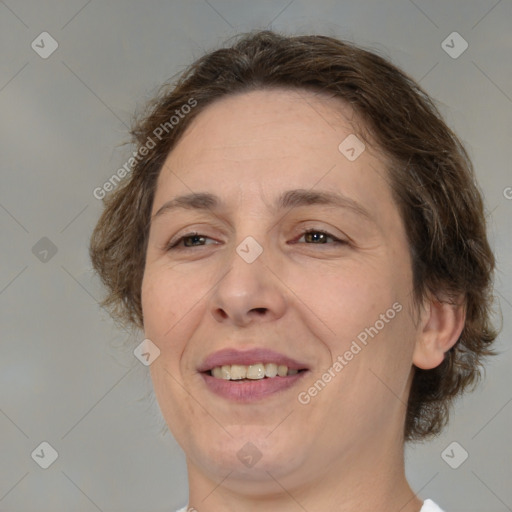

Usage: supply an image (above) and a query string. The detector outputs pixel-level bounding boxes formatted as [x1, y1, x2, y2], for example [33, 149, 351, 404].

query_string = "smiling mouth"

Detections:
[205, 363, 308, 380]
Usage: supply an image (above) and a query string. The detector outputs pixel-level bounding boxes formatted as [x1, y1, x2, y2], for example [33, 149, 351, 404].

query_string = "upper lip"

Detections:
[197, 348, 309, 372]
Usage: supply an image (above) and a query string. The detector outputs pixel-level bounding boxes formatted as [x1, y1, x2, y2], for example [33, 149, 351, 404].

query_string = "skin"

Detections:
[141, 89, 465, 512]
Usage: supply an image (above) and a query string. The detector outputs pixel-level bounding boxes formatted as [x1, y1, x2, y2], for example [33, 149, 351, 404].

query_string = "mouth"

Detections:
[198, 348, 310, 402]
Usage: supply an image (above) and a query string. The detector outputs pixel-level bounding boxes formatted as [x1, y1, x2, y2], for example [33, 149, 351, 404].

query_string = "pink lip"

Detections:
[197, 348, 309, 372]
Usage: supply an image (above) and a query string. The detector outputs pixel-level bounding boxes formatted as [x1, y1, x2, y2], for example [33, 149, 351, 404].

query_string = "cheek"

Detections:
[141, 265, 190, 344]
[289, 259, 397, 344]
[141, 261, 218, 376]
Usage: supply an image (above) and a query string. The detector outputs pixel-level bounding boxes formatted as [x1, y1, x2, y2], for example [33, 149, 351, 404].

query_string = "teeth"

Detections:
[247, 363, 265, 379]
[212, 367, 223, 379]
[229, 365, 247, 380]
[277, 364, 288, 377]
[221, 365, 231, 380]
[209, 362, 302, 380]
[265, 363, 278, 378]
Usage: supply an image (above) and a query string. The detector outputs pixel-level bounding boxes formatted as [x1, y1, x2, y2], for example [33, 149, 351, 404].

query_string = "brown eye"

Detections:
[296, 229, 346, 245]
[166, 232, 216, 250]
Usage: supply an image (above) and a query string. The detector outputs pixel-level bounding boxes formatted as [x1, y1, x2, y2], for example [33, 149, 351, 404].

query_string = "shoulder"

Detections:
[422, 499, 445, 511]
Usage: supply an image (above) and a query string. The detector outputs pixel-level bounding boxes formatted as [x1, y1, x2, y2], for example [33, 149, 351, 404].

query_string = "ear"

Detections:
[412, 295, 466, 370]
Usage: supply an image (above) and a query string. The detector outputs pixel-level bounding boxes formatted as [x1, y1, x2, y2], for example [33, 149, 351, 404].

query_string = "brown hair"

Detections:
[89, 30, 497, 441]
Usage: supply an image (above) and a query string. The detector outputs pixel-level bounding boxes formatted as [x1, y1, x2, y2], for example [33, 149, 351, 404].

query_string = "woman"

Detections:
[90, 30, 497, 512]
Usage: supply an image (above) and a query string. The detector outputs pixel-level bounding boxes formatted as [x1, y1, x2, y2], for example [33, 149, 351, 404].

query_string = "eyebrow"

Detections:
[152, 189, 373, 221]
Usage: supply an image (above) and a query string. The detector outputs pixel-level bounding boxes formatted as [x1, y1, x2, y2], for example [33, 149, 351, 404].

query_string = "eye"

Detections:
[295, 229, 347, 246]
[166, 232, 217, 250]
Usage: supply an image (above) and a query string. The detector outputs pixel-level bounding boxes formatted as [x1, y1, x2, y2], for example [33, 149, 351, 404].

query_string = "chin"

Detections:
[190, 431, 307, 482]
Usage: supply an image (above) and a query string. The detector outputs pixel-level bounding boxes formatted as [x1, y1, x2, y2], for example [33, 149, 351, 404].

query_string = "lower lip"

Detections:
[201, 371, 308, 402]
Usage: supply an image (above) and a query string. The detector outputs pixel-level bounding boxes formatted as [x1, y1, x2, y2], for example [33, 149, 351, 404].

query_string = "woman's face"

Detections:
[142, 89, 420, 493]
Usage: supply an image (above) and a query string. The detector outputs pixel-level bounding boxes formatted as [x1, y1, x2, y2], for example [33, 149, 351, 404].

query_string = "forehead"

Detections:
[153, 88, 394, 222]
[169, 88, 362, 165]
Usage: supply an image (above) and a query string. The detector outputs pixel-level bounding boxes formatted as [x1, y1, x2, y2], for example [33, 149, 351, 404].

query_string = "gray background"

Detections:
[0, 1, 511, 511]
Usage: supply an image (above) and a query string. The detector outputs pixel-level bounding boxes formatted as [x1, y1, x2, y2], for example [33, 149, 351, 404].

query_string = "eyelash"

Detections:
[166, 228, 347, 251]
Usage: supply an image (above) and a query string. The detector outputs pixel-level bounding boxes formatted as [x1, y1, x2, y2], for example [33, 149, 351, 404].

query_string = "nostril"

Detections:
[212, 309, 229, 322]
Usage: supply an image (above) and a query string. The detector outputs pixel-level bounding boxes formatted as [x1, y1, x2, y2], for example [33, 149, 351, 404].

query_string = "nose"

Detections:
[208, 242, 287, 327]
